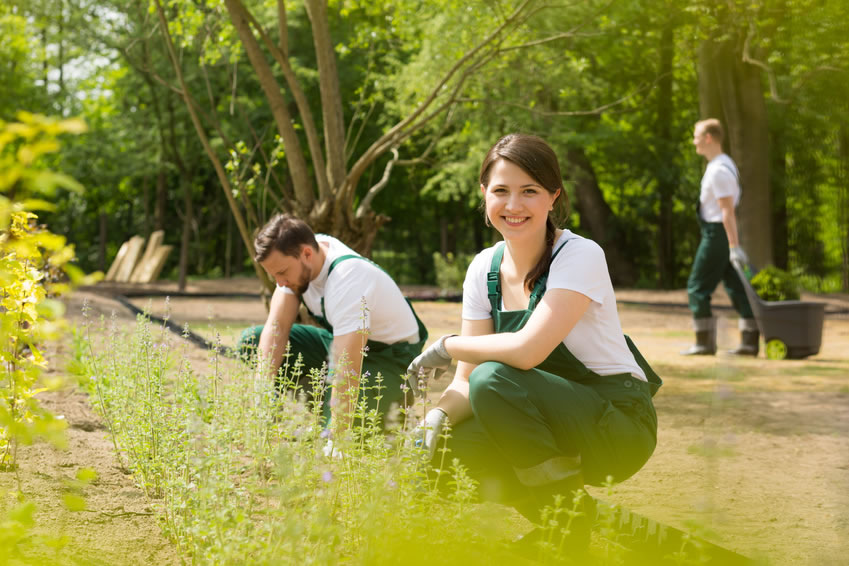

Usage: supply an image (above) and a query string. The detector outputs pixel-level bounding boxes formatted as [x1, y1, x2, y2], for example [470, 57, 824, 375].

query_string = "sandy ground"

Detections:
[3, 281, 848, 565]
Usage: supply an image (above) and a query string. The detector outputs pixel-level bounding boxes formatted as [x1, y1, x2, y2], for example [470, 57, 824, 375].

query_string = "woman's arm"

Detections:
[434, 317, 494, 424]
[444, 288, 592, 371]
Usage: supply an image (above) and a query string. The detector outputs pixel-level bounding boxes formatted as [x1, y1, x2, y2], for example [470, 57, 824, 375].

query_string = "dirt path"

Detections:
[5, 283, 848, 565]
[0, 298, 179, 565]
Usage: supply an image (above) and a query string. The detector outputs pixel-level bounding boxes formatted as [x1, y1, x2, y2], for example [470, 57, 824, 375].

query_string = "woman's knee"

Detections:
[468, 361, 515, 398]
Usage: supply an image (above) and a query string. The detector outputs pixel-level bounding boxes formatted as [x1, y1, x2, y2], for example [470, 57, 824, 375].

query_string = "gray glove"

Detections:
[412, 407, 449, 460]
[729, 246, 750, 267]
[406, 335, 455, 397]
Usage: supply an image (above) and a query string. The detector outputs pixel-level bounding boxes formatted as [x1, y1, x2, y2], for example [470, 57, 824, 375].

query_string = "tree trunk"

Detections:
[224, 0, 315, 214]
[563, 147, 637, 286]
[839, 118, 849, 291]
[155, 168, 167, 232]
[769, 113, 788, 269]
[654, 19, 678, 288]
[98, 212, 107, 272]
[142, 174, 151, 237]
[697, 37, 773, 269]
[304, 0, 346, 191]
[154, 0, 274, 294]
[178, 181, 192, 291]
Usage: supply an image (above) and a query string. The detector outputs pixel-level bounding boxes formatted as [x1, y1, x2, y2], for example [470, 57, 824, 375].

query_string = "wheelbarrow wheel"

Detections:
[765, 339, 788, 360]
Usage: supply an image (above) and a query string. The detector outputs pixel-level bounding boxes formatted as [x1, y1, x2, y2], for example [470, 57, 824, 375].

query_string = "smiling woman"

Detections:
[406, 133, 663, 556]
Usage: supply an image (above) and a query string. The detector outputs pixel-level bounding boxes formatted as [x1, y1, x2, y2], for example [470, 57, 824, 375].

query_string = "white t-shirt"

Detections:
[281, 235, 420, 343]
[699, 153, 740, 223]
[462, 230, 646, 380]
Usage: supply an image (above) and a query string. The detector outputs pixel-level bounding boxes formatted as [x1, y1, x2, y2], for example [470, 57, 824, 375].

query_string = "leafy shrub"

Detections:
[1, 112, 98, 559]
[0, 112, 96, 470]
[433, 252, 473, 294]
[751, 265, 800, 301]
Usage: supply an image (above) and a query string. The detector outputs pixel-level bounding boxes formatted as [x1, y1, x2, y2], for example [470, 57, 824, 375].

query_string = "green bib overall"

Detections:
[446, 240, 662, 505]
[687, 215, 754, 320]
[239, 254, 427, 427]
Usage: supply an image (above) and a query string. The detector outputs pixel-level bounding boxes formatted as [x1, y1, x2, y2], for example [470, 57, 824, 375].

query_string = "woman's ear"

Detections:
[480, 183, 486, 195]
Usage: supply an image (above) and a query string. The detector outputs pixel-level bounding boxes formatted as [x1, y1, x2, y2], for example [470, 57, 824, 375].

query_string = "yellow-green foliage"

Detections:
[751, 265, 801, 302]
[0, 112, 95, 469]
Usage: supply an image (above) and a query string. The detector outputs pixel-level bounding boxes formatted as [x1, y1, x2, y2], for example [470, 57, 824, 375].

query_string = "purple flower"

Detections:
[320, 429, 331, 439]
[387, 480, 397, 490]
[321, 471, 333, 483]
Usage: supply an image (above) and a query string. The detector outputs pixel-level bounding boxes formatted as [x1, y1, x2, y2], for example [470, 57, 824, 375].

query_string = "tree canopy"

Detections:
[3, 0, 846, 291]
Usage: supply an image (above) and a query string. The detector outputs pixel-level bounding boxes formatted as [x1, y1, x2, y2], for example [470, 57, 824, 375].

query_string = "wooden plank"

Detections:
[133, 245, 173, 283]
[104, 240, 130, 281]
[114, 236, 146, 282]
[130, 230, 165, 283]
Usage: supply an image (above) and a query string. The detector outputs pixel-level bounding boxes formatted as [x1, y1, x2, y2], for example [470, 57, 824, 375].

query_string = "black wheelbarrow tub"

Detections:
[731, 260, 826, 359]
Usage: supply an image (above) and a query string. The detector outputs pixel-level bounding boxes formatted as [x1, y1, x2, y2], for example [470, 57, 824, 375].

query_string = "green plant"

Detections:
[75, 306, 529, 564]
[751, 265, 800, 301]
[0, 112, 95, 471]
[0, 112, 97, 561]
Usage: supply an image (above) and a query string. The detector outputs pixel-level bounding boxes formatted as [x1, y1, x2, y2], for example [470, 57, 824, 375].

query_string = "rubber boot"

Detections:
[680, 317, 716, 356]
[729, 319, 759, 356]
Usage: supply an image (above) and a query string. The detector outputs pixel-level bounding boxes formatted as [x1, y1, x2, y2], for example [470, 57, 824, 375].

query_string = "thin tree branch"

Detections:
[152, 0, 273, 293]
[240, 1, 331, 200]
[356, 148, 399, 218]
[456, 77, 658, 117]
[742, 21, 789, 104]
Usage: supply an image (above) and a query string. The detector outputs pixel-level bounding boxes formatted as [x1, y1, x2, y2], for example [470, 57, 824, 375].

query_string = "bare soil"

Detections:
[4, 281, 848, 565]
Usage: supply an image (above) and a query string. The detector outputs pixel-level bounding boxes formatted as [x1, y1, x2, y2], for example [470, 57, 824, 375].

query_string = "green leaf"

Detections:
[62, 493, 87, 512]
[76, 468, 98, 483]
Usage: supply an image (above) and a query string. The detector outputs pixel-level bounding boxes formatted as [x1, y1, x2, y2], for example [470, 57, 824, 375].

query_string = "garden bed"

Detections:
[4, 283, 848, 565]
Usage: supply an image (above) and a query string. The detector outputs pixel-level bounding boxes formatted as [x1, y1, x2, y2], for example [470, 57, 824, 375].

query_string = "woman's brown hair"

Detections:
[479, 133, 570, 291]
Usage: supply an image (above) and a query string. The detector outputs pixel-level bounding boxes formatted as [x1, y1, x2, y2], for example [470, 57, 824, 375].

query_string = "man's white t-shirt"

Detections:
[462, 230, 646, 380]
[699, 153, 740, 223]
[280, 235, 420, 343]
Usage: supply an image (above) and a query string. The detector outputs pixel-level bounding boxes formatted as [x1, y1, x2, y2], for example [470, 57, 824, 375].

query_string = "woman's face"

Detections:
[481, 158, 560, 244]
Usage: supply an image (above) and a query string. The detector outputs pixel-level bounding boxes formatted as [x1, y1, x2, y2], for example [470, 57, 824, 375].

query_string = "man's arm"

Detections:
[328, 329, 367, 433]
[718, 195, 740, 248]
[256, 286, 300, 380]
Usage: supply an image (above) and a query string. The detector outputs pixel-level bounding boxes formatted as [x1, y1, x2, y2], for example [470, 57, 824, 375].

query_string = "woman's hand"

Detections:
[405, 334, 456, 397]
[412, 407, 449, 460]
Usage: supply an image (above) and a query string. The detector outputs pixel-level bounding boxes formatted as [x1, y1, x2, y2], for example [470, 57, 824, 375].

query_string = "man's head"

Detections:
[693, 118, 724, 159]
[254, 214, 320, 294]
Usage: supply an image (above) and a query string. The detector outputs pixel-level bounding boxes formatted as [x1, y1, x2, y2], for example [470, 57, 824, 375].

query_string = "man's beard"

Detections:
[293, 261, 312, 296]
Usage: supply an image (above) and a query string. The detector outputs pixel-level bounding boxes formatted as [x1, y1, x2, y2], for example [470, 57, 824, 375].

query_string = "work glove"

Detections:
[405, 335, 456, 397]
[729, 246, 751, 270]
[412, 407, 449, 461]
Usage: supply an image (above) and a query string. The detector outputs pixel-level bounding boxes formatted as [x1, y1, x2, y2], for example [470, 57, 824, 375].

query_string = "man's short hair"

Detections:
[695, 118, 724, 144]
[254, 213, 318, 262]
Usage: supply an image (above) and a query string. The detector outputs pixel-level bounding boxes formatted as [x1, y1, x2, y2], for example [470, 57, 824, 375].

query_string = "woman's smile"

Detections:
[482, 159, 558, 239]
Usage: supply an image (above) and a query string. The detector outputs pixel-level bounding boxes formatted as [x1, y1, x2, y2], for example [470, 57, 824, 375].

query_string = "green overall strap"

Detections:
[307, 254, 428, 350]
[486, 243, 505, 314]
[527, 240, 571, 310]
[487, 240, 572, 313]
[317, 254, 364, 321]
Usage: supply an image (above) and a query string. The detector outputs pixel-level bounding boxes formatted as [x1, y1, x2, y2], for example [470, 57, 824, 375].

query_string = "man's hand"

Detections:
[412, 407, 449, 461]
[406, 335, 455, 396]
[730, 246, 750, 268]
